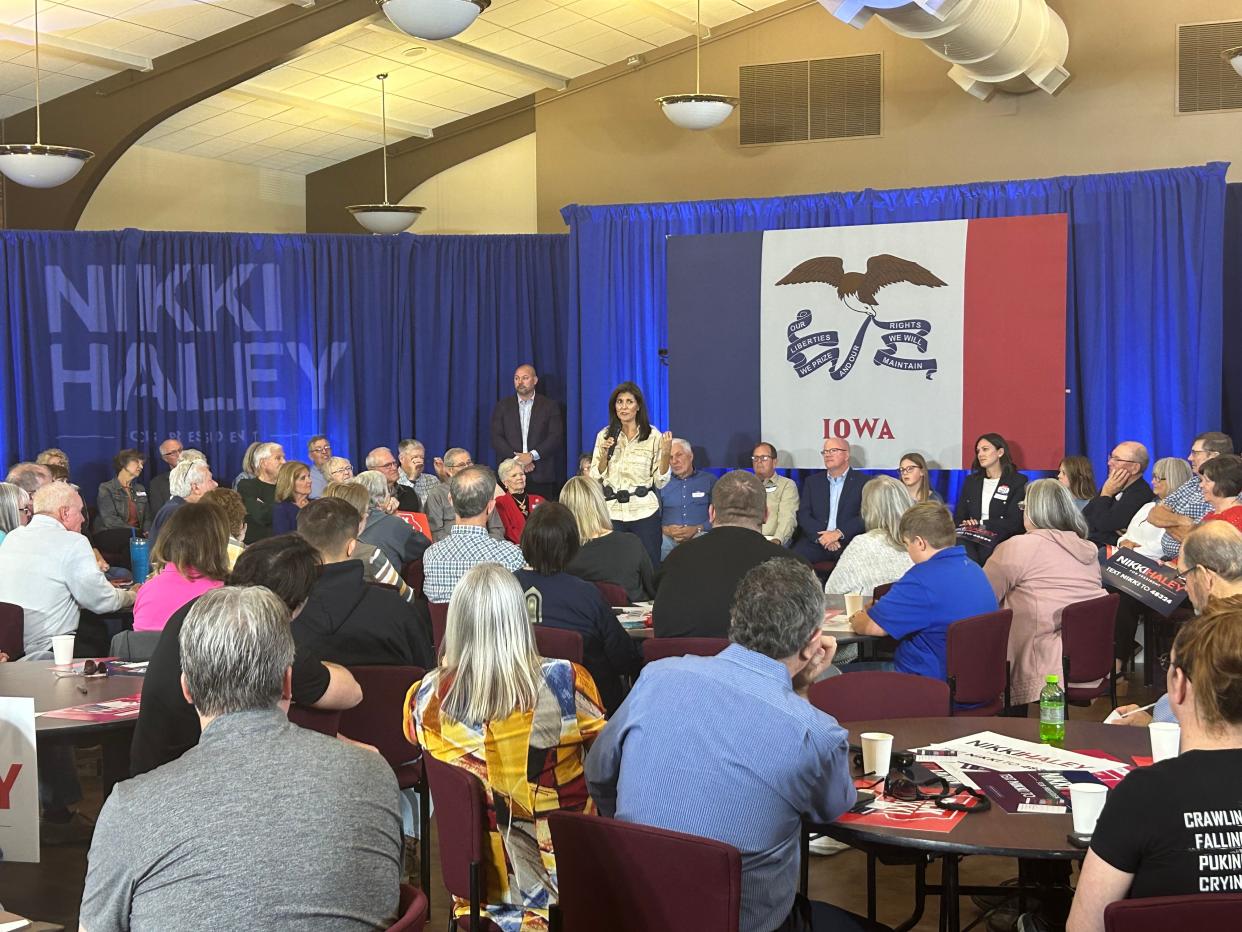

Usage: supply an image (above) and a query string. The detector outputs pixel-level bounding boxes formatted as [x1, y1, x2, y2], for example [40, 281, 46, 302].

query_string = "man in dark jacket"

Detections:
[490, 363, 564, 500]
[1083, 441, 1154, 548]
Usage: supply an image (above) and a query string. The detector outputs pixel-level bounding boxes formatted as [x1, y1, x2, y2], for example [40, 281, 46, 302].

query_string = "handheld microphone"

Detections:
[603, 424, 621, 466]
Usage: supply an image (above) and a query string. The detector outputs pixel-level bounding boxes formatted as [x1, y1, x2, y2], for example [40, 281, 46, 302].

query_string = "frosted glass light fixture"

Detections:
[348, 73, 425, 235]
[379, 0, 490, 41]
[656, 0, 736, 131]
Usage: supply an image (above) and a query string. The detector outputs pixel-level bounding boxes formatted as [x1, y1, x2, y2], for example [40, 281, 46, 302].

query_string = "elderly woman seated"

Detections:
[354, 469, 429, 570]
[494, 456, 546, 544]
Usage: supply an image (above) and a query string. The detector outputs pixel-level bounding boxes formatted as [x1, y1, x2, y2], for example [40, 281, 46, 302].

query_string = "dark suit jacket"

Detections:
[953, 471, 1028, 542]
[1083, 478, 1155, 548]
[147, 472, 171, 519]
[796, 469, 868, 546]
[490, 394, 564, 484]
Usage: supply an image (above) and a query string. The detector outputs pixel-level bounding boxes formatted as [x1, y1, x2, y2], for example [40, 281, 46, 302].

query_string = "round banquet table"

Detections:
[809, 716, 1150, 932]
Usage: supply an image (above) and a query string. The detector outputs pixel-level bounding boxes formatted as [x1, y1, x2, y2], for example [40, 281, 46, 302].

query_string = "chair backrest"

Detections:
[338, 666, 425, 771]
[394, 511, 433, 540]
[108, 629, 163, 662]
[548, 810, 742, 932]
[429, 602, 448, 654]
[423, 754, 489, 903]
[593, 580, 630, 607]
[533, 625, 584, 663]
[287, 704, 341, 736]
[401, 561, 425, 600]
[91, 527, 135, 568]
[1104, 893, 1242, 931]
[1062, 593, 1121, 684]
[945, 609, 1013, 711]
[872, 582, 893, 601]
[0, 602, 24, 660]
[386, 883, 429, 932]
[808, 671, 950, 721]
[642, 637, 730, 663]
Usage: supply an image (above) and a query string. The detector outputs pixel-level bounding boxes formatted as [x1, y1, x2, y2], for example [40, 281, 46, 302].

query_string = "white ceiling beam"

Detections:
[631, 0, 710, 38]
[366, 20, 570, 91]
[238, 83, 435, 138]
[0, 24, 153, 72]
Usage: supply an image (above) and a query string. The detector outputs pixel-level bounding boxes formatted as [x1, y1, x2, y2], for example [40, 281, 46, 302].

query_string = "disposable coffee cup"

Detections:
[845, 592, 866, 617]
[861, 732, 894, 776]
[1149, 722, 1181, 762]
[51, 635, 75, 665]
[1069, 783, 1108, 836]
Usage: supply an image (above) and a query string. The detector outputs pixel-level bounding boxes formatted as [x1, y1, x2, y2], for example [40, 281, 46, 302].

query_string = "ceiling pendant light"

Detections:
[378, 0, 491, 41]
[348, 73, 424, 235]
[656, 0, 736, 131]
[0, 0, 93, 188]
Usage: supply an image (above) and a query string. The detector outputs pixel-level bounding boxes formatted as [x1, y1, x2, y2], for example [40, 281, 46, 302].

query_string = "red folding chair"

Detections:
[1062, 593, 1121, 710]
[592, 581, 630, 607]
[386, 883, 429, 932]
[548, 810, 741, 932]
[429, 602, 449, 655]
[642, 637, 730, 663]
[533, 625, 584, 663]
[1104, 893, 1242, 930]
[946, 609, 1013, 715]
[0, 602, 24, 660]
[423, 754, 498, 932]
[807, 671, 950, 722]
[338, 666, 430, 901]
[286, 705, 340, 736]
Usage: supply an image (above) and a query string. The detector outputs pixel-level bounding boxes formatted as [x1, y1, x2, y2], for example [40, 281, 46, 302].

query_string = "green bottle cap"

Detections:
[1046, 674, 1059, 683]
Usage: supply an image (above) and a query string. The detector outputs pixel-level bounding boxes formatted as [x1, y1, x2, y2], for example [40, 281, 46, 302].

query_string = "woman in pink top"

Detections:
[132, 502, 230, 632]
[984, 479, 1107, 708]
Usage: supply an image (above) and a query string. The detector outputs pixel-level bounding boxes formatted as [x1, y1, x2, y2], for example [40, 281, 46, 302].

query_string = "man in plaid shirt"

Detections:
[423, 465, 524, 603]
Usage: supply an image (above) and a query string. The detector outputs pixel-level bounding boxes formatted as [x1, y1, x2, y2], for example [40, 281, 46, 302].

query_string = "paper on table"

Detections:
[930, 731, 1127, 773]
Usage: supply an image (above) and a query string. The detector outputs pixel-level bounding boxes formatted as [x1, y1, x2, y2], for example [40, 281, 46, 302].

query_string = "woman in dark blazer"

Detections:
[95, 448, 150, 535]
[954, 432, 1028, 564]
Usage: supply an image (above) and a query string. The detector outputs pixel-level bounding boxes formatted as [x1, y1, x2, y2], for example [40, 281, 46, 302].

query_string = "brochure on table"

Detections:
[39, 694, 142, 723]
[0, 696, 40, 863]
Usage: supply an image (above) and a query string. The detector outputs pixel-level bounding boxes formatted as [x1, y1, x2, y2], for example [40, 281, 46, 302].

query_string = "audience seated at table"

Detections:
[1057, 455, 1097, 511]
[652, 470, 792, 640]
[1114, 456, 1192, 558]
[1148, 431, 1233, 559]
[355, 469, 431, 570]
[93, 448, 150, 535]
[1198, 454, 1242, 533]
[406, 563, 605, 931]
[1068, 599, 1242, 932]
[83, 585, 400, 931]
[587, 557, 880, 932]
[848, 502, 998, 679]
[1081, 441, 1153, 547]
[983, 479, 1107, 709]
[294, 498, 433, 669]
[751, 441, 798, 545]
[323, 480, 417, 603]
[148, 456, 216, 548]
[561, 475, 654, 602]
[129, 534, 361, 776]
[954, 432, 1028, 565]
[792, 435, 867, 564]
[658, 438, 714, 559]
[898, 451, 943, 504]
[132, 502, 230, 633]
[824, 476, 915, 598]
[422, 465, 524, 603]
[200, 487, 248, 569]
[270, 460, 313, 535]
[514, 501, 640, 714]
[495, 456, 546, 544]
[0, 479, 31, 545]
[236, 442, 286, 543]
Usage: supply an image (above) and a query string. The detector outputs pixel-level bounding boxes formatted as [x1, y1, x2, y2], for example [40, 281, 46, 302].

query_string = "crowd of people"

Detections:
[0, 366, 1239, 930]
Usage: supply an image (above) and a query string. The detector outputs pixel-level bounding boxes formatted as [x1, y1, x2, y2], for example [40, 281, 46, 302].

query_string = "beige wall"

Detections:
[534, 0, 1242, 232]
[400, 134, 538, 234]
[78, 146, 305, 233]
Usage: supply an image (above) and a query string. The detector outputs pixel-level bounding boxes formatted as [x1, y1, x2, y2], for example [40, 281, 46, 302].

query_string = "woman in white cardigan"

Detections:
[1116, 457, 1193, 558]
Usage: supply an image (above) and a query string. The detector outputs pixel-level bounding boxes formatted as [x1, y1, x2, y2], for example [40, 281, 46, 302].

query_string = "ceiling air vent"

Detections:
[1178, 20, 1242, 113]
[740, 53, 881, 147]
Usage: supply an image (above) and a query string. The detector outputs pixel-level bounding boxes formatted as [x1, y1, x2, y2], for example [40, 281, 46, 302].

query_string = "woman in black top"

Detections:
[953, 432, 1027, 564]
[1068, 599, 1242, 931]
[560, 476, 655, 601]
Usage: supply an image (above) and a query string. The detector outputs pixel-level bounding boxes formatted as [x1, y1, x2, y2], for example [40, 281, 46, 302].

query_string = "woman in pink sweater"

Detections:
[984, 478, 1107, 708]
[132, 502, 230, 632]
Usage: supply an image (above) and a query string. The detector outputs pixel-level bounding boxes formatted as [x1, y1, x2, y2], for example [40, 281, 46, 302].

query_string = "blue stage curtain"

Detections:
[0, 229, 569, 495]
[562, 163, 1227, 500]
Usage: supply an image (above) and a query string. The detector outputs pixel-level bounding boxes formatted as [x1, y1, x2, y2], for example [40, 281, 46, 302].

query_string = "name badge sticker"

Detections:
[692, 491, 706, 498]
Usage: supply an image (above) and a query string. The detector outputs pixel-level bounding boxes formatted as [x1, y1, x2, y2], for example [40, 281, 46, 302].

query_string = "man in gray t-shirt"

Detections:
[80, 586, 402, 932]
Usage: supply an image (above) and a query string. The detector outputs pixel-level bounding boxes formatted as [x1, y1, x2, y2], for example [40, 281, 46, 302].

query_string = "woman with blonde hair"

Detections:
[405, 564, 605, 931]
[200, 488, 247, 569]
[561, 475, 654, 601]
[271, 461, 313, 535]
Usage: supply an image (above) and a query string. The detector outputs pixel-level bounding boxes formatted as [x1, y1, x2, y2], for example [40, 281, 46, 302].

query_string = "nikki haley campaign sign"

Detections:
[667, 215, 1068, 470]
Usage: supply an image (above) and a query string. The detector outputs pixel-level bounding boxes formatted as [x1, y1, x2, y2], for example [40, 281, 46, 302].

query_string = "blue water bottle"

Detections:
[129, 533, 150, 584]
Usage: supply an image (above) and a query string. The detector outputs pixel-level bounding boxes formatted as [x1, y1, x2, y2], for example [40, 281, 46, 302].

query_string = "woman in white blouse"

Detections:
[1116, 457, 1193, 558]
[590, 381, 672, 567]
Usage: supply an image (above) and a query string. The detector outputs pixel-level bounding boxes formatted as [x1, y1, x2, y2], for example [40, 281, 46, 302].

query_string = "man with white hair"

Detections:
[423, 447, 505, 542]
[149, 459, 217, 548]
[366, 446, 420, 512]
[147, 437, 184, 516]
[237, 442, 286, 544]
[1083, 440, 1154, 548]
[658, 438, 714, 559]
[397, 439, 440, 506]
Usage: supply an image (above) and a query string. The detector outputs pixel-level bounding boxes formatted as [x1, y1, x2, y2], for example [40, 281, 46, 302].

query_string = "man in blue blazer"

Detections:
[792, 437, 868, 563]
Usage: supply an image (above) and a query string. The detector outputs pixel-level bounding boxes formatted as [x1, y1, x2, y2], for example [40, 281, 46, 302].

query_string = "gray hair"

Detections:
[181, 449, 207, 464]
[443, 447, 471, 468]
[497, 457, 522, 484]
[1154, 456, 1193, 495]
[671, 438, 693, 455]
[5, 462, 51, 495]
[730, 558, 824, 659]
[0, 482, 29, 533]
[398, 439, 424, 456]
[710, 470, 765, 528]
[365, 447, 393, 470]
[252, 442, 283, 472]
[1023, 478, 1088, 537]
[170, 459, 212, 499]
[354, 470, 390, 509]
[1183, 523, 1242, 583]
[449, 465, 496, 519]
[323, 456, 353, 481]
[560, 476, 612, 540]
[862, 475, 912, 550]
[440, 564, 544, 723]
[32, 480, 80, 516]
[179, 586, 295, 718]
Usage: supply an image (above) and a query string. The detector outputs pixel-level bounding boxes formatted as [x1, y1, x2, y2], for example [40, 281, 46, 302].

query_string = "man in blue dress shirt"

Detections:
[658, 438, 715, 558]
[586, 557, 870, 932]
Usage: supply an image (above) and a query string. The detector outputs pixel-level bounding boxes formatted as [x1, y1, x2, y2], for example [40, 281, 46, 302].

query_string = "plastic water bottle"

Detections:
[129, 535, 150, 585]
[1039, 674, 1066, 747]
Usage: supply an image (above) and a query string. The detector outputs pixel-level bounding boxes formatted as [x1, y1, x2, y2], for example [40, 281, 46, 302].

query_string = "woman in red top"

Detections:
[494, 457, 545, 544]
[1199, 454, 1242, 533]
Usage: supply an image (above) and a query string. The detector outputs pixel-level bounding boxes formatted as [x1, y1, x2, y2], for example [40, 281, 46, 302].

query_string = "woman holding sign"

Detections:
[954, 432, 1028, 564]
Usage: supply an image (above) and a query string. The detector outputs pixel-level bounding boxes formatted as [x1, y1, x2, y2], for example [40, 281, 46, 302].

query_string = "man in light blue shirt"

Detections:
[586, 557, 865, 932]
[658, 438, 715, 558]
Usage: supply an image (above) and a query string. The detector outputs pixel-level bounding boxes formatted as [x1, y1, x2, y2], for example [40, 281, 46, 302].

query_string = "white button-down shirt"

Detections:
[0, 515, 135, 654]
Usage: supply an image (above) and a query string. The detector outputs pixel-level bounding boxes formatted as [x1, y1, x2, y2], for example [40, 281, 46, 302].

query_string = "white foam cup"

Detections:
[860, 732, 894, 776]
[1070, 783, 1109, 835]
[1149, 722, 1181, 763]
[845, 592, 866, 617]
[51, 635, 75, 665]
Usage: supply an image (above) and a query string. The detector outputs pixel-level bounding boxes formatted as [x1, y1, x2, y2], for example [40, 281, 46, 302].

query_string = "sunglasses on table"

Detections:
[53, 659, 111, 678]
[851, 747, 991, 813]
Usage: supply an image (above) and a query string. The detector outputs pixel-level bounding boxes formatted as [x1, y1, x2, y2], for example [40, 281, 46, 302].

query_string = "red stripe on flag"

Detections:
[961, 215, 1067, 469]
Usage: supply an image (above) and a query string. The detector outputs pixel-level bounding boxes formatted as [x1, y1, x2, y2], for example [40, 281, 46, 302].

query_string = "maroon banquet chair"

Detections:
[946, 609, 1013, 715]
[642, 637, 730, 663]
[807, 671, 950, 722]
[532, 625, 584, 663]
[1062, 593, 1121, 711]
[872, 582, 893, 602]
[286, 704, 340, 736]
[0, 602, 25, 660]
[337, 666, 431, 901]
[548, 810, 741, 932]
[423, 754, 498, 932]
[386, 883, 429, 932]
[1104, 893, 1242, 930]
[593, 581, 630, 607]
[429, 602, 449, 655]
[401, 561, 425, 601]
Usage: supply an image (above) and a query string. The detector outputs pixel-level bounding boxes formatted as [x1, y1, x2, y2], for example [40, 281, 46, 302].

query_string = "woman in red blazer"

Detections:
[495, 457, 545, 544]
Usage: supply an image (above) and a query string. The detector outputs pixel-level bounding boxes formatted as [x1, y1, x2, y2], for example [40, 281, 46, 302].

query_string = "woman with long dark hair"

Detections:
[953, 432, 1028, 564]
[589, 381, 672, 566]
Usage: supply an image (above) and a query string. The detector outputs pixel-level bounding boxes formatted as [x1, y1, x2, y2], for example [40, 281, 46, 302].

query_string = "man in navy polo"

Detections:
[658, 438, 715, 559]
[848, 502, 997, 679]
